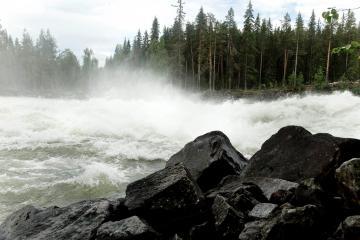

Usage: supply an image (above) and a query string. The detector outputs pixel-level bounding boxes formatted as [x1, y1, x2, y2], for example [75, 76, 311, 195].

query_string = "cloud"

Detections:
[0, 0, 359, 65]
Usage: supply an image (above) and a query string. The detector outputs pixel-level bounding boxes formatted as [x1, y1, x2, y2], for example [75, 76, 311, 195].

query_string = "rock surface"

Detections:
[248, 203, 278, 219]
[341, 215, 360, 240]
[0, 199, 122, 240]
[96, 216, 159, 240]
[243, 177, 299, 200]
[207, 176, 267, 214]
[166, 131, 248, 191]
[335, 158, 360, 207]
[212, 195, 244, 240]
[125, 163, 203, 231]
[241, 126, 360, 187]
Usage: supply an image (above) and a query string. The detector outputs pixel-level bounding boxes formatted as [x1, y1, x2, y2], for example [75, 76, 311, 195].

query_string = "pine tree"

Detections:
[172, 0, 186, 84]
[225, 7, 238, 89]
[280, 13, 292, 87]
[322, 8, 339, 83]
[243, 1, 255, 90]
[306, 10, 316, 83]
[195, 7, 207, 90]
[294, 13, 304, 82]
[151, 17, 160, 44]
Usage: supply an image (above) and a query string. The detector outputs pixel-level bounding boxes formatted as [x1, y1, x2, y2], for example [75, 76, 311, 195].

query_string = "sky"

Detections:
[0, 0, 359, 65]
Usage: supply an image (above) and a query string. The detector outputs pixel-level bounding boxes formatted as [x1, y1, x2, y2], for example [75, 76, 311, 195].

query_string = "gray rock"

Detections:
[166, 131, 248, 191]
[0, 199, 123, 240]
[243, 177, 299, 200]
[335, 158, 360, 207]
[188, 222, 215, 240]
[332, 215, 360, 240]
[207, 176, 267, 214]
[241, 126, 360, 187]
[124, 164, 203, 231]
[248, 203, 278, 219]
[238, 221, 265, 240]
[212, 195, 244, 240]
[342, 215, 360, 240]
[238, 204, 323, 240]
[291, 178, 329, 206]
[96, 216, 159, 240]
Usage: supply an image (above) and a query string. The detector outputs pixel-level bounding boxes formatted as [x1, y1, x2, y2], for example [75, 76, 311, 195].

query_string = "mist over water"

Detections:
[0, 75, 360, 222]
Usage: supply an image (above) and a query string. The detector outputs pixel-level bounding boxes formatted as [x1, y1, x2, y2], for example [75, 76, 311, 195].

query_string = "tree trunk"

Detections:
[282, 49, 288, 87]
[198, 38, 202, 90]
[259, 50, 263, 89]
[185, 60, 188, 89]
[294, 35, 299, 80]
[244, 53, 248, 90]
[213, 37, 216, 91]
[345, 52, 348, 71]
[191, 45, 195, 87]
[209, 41, 212, 92]
[325, 39, 331, 83]
[221, 55, 224, 90]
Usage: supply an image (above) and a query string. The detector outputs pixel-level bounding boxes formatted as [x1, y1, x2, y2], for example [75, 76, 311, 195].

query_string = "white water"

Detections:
[0, 89, 360, 222]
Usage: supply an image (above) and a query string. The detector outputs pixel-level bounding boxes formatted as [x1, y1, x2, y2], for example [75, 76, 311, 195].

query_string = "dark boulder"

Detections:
[239, 204, 323, 240]
[188, 221, 215, 240]
[96, 216, 160, 240]
[241, 126, 360, 188]
[243, 177, 299, 201]
[291, 178, 332, 207]
[207, 176, 267, 214]
[238, 220, 265, 240]
[124, 164, 203, 232]
[211, 195, 244, 240]
[0, 199, 125, 240]
[166, 131, 248, 191]
[332, 215, 360, 240]
[335, 158, 360, 208]
[341, 215, 360, 240]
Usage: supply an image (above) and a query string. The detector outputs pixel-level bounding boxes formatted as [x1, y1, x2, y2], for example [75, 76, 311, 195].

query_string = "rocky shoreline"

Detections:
[1, 126, 360, 240]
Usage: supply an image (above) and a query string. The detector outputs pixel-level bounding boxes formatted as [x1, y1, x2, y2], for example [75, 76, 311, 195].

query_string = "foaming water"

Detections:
[0, 90, 360, 221]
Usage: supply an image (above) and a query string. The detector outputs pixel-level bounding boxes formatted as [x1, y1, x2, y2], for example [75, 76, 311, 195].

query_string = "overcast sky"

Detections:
[0, 0, 359, 65]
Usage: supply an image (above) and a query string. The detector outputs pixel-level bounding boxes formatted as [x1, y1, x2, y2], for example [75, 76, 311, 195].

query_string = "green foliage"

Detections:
[314, 68, 327, 90]
[322, 8, 339, 24]
[350, 87, 360, 96]
[288, 72, 305, 90]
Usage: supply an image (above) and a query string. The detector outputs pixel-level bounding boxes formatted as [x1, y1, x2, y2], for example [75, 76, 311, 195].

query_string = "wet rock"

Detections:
[212, 195, 244, 240]
[241, 204, 322, 240]
[238, 220, 265, 240]
[124, 164, 203, 232]
[96, 216, 160, 240]
[291, 178, 330, 206]
[332, 215, 360, 240]
[243, 177, 299, 201]
[166, 131, 248, 191]
[241, 126, 360, 187]
[248, 203, 278, 219]
[207, 176, 267, 214]
[188, 221, 215, 240]
[341, 215, 360, 240]
[335, 158, 360, 207]
[0, 199, 123, 240]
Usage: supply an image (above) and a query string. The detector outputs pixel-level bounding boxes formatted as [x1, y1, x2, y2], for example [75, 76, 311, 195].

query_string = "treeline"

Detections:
[106, 1, 360, 90]
[0, 1, 359, 95]
[0, 28, 98, 94]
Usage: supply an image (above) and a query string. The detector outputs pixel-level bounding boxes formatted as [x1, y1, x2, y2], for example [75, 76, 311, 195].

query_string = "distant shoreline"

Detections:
[1, 80, 359, 100]
[202, 80, 360, 101]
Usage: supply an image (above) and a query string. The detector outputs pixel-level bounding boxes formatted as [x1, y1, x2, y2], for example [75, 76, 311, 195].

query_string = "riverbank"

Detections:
[202, 80, 360, 101]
